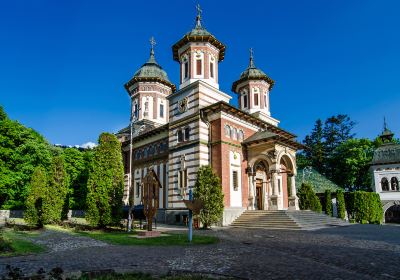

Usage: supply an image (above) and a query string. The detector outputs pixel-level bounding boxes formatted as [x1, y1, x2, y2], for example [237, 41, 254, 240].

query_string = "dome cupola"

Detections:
[232, 49, 279, 126]
[172, 4, 225, 90]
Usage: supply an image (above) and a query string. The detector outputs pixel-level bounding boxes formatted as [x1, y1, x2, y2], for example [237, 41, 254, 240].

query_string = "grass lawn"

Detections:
[0, 229, 45, 256]
[76, 230, 218, 246]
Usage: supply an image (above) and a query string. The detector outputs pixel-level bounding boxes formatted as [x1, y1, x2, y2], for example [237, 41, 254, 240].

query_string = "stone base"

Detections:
[269, 195, 278, 210]
[222, 207, 246, 226]
[137, 231, 161, 238]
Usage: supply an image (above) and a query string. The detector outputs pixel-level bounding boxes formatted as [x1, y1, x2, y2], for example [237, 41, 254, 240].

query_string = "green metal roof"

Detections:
[172, 11, 225, 62]
[232, 50, 274, 92]
[243, 130, 277, 144]
[125, 45, 176, 92]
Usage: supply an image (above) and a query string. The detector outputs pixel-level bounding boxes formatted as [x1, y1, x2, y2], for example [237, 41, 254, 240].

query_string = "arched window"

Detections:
[391, 177, 399, 191]
[224, 125, 231, 138]
[253, 87, 260, 106]
[242, 89, 248, 109]
[238, 130, 244, 141]
[381, 177, 389, 191]
[184, 127, 190, 141]
[144, 148, 148, 158]
[182, 55, 189, 80]
[232, 128, 237, 140]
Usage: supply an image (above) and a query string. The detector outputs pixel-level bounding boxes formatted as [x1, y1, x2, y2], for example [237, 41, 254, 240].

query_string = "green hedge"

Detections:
[345, 191, 383, 224]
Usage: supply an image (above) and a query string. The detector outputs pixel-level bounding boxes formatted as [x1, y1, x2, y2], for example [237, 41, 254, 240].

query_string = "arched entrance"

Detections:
[253, 160, 269, 210]
[279, 155, 295, 209]
[384, 202, 400, 223]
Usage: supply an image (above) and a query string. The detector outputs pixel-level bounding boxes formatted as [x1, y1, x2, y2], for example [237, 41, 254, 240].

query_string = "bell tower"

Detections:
[124, 37, 176, 127]
[172, 4, 225, 90]
[232, 49, 279, 126]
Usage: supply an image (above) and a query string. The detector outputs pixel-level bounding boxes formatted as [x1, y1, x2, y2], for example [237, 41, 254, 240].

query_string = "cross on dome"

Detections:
[249, 48, 255, 68]
[195, 3, 203, 28]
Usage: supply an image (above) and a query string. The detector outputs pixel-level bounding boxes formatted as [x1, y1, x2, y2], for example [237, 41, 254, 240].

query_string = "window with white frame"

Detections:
[210, 55, 215, 79]
[253, 87, 260, 106]
[182, 55, 189, 81]
[242, 89, 248, 109]
[194, 51, 204, 77]
[232, 170, 239, 191]
[159, 102, 164, 118]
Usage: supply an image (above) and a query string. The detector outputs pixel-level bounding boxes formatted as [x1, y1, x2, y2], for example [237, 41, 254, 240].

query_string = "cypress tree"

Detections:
[86, 133, 124, 227]
[336, 189, 346, 220]
[24, 166, 47, 227]
[325, 190, 333, 216]
[43, 155, 68, 223]
[298, 182, 322, 213]
[193, 165, 224, 229]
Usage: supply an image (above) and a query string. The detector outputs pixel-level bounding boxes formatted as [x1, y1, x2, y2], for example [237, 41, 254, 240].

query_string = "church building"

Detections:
[117, 7, 302, 225]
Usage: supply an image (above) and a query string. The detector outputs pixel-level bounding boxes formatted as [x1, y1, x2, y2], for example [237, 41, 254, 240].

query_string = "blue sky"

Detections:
[0, 0, 399, 146]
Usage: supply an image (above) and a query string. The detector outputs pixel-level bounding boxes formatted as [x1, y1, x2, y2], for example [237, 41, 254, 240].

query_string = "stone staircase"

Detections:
[230, 210, 349, 230]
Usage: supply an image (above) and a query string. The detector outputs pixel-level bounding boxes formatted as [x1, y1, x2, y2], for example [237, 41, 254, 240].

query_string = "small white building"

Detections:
[371, 122, 400, 223]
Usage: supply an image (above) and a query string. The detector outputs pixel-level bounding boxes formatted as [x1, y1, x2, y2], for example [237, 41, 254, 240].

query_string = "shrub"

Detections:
[298, 182, 322, 213]
[336, 189, 346, 220]
[193, 165, 224, 229]
[325, 190, 333, 216]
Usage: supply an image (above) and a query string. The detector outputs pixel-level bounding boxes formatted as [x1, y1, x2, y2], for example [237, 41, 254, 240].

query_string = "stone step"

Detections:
[230, 210, 350, 230]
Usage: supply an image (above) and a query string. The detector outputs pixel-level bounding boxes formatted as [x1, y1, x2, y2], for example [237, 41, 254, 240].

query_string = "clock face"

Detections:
[178, 97, 188, 113]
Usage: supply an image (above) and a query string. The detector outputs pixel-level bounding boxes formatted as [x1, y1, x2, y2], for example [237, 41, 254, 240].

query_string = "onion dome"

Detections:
[232, 49, 275, 92]
[172, 4, 225, 62]
[125, 37, 176, 92]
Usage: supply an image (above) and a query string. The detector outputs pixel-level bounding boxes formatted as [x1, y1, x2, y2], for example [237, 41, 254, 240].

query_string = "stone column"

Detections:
[248, 170, 255, 210]
[288, 175, 298, 210]
[270, 171, 278, 210]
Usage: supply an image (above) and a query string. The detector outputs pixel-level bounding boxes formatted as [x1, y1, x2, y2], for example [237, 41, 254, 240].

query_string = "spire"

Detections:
[384, 116, 388, 131]
[249, 48, 255, 68]
[147, 36, 157, 64]
[380, 116, 394, 143]
[195, 3, 202, 29]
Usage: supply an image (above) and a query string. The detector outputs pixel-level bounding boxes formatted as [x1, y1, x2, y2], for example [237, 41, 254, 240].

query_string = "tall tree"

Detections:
[24, 166, 47, 227]
[43, 155, 68, 223]
[62, 148, 92, 209]
[193, 165, 224, 229]
[303, 119, 325, 174]
[86, 133, 124, 227]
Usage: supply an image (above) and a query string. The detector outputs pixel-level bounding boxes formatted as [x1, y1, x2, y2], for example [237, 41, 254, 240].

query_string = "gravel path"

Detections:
[1, 225, 400, 279]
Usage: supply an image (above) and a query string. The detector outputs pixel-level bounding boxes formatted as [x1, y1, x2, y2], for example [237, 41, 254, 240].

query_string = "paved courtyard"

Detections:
[1, 224, 400, 279]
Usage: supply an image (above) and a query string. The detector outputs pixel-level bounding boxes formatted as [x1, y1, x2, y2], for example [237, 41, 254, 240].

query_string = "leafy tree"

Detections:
[86, 133, 124, 227]
[24, 166, 47, 227]
[336, 189, 346, 220]
[297, 182, 322, 212]
[62, 148, 92, 209]
[325, 190, 333, 216]
[346, 191, 382, 224]
[331, 139, 374, 190]
[0, 107, 53, 209]
[193, 165, 224, 229]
